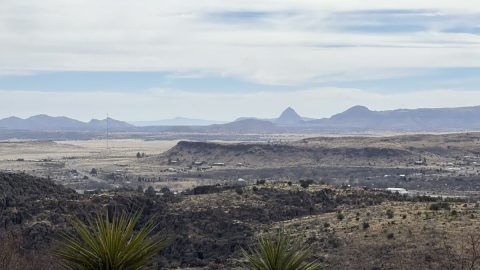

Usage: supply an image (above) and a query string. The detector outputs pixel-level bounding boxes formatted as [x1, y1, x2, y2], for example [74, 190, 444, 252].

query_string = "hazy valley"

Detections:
[2, 131, 480, 269]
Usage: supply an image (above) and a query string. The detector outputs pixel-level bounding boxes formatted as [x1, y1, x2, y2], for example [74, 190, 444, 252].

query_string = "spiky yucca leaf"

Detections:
[54, 210, 170, 270]
[242, 229, 321, 270]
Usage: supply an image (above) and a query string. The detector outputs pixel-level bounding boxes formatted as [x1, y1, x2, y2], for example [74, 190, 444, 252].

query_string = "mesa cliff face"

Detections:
[157, 140, 413, 168]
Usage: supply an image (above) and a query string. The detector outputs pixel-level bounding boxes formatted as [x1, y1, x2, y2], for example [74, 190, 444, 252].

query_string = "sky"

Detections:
[1, 0, 480, 121]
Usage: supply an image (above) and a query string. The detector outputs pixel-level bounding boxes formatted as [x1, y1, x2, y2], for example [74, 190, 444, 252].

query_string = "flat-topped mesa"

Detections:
[330, 105, 372, 120]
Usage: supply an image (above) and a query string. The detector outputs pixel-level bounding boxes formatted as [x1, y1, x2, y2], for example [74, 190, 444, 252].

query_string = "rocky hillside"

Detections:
[0, 173, 77, 230]
[2, 172, 480, 269]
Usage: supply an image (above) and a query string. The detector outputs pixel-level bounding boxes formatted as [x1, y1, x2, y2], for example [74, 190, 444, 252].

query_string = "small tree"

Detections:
[235, 187, 244, 195]
[136, 152, 141, 159]
[160, 187, 171, 194]
[54, 210, 170, 270]
[256, 179, 266, 185]
[243, 229, 321, 270]
[299, 180, 314, 189]
[336, 211, 344, 221]
[145, 186, 156, 197]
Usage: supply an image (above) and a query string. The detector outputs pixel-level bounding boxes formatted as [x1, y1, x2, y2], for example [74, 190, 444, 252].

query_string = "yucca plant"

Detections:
[54, 210, 170, 270]
[242, 229, 321, 270]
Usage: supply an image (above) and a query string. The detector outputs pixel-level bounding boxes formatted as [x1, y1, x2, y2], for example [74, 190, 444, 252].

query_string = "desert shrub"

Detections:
[402, 214, 407, 219]
[0, 231, 58, 270]
[160, 187, 171, 194]
[362, 222, 370, 230]
[387, 233, 395, 239]
[235, 187, 244, 195]
[242, 229, 321, 270]
[327, 236, 340, 249]
[256, 179, 266, 185]
[299, 180, 314, 189]
[190, 184, 225, 195]
[429, 202, 450, 211]
[287, 181, 292, 186]
[54, 210, 170, 270]
[336, 211, 344, 221]
[145, 186, 156, 197]
[386, 209, 394, 219]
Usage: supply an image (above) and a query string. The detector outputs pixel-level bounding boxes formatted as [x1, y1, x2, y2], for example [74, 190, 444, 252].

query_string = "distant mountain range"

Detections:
[0, 115, 133, 131]
[130, 117, 226, 126]
[308, 105, 480, 131]
[2, 105, 480, 134]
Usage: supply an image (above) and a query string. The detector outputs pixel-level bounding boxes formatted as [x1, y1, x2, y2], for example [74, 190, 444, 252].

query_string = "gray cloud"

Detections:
[1, 0, 480, 85]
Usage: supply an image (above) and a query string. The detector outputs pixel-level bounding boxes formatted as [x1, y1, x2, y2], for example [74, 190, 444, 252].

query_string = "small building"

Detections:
[212, 162, 226, 167]
[414, 158, 427, 165]
[197, 165, 211, 171]
[386, 188, 408, 195]
[234, 178, 247, 186]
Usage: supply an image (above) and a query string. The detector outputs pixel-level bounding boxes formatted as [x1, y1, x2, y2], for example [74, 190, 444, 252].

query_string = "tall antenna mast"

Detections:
[106, 113, 109, 151]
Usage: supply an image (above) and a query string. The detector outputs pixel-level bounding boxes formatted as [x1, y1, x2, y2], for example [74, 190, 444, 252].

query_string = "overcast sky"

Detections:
[1, 0, 480, 121]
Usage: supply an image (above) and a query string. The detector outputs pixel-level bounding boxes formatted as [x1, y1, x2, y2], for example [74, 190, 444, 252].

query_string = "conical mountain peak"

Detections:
[275, 107, 304, 125]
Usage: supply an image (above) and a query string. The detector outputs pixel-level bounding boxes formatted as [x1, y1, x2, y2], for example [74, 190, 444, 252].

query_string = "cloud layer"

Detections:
[1, 0, 480, 84]
[1, 0, 480, 120]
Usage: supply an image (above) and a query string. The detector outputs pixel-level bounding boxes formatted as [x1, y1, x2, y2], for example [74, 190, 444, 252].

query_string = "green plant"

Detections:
[54, 210, 170, 270]
[299, 180, 314, 189]
[386, 209, 394, 219]
[242, 230, 321, 270]
[362, 221, 369, 230]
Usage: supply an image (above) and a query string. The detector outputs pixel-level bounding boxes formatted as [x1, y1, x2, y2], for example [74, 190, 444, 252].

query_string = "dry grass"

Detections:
[269, 200, 480, 269]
